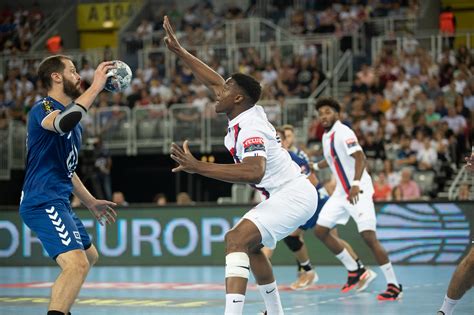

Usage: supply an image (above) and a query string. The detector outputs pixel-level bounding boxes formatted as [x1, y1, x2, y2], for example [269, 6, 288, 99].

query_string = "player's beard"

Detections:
[63, 78, 82, 99]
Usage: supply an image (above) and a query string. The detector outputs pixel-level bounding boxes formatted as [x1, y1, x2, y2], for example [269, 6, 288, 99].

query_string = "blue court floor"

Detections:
[0, 265, 472, 314]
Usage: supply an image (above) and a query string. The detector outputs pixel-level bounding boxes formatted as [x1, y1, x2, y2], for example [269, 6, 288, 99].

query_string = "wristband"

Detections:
[352, 180, 360, 187]
[313, 163, 320, 171]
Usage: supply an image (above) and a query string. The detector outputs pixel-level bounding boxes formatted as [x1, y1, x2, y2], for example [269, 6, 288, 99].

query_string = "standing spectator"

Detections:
[93, 138, 112, 201]
[439, 6, 456, 49]
[399, 168, 421, 200]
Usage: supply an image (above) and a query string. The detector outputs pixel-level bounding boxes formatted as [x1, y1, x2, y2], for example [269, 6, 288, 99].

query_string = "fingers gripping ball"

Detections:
[105, 60, 132, 93]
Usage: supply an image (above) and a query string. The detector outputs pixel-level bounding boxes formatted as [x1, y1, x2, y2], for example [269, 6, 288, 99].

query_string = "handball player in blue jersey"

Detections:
[19, 55, 117, 315]
[262, 126, 372, 291]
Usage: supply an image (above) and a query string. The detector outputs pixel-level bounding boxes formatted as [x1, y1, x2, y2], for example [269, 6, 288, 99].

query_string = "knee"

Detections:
[88, 250, 99, 266]
[360, 232, 377, 248]
[283, 235, 303, 252]
[225, 229, 245, 253]
[65, 257, 90, 276]
[315, 225, 329, 240]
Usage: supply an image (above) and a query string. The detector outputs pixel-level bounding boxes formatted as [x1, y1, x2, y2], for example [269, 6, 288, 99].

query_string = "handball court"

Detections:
[0, 265, 473, 314]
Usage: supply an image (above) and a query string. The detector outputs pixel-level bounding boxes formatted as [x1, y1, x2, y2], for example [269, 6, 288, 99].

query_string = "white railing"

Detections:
[332, 50, 353, 99]
[370, 16, 417, 35]
[371, 31, 474, 61]
[448, 167, 468, 200]
[0, 98, 321, 167]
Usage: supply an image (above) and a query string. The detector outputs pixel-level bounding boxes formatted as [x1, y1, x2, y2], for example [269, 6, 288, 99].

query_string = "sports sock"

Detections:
[335, 249, 358, 271]
[379, 262, 399, 286]
[257, 281, 284, 315]
[356, 258, 365, 269]
[299, 259, 313, 272]
[439, 295, 458, 315]
[225, 293, 245, 315]
[47, 311, 65, 315]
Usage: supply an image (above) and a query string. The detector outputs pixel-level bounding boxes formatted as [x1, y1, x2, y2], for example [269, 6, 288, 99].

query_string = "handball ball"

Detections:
[104, 60, 132, 93]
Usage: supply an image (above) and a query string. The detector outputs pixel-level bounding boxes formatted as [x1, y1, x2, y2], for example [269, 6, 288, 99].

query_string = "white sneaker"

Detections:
[356, 268, 377, 292]
[290, 269, 319, 290]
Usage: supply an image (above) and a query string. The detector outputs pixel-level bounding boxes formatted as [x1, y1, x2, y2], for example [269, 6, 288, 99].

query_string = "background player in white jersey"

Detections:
[263, 127, 371, 291]
[313, 97, 402, 300]
[437, 150, 474, 315]
[163, 16, 317, 315]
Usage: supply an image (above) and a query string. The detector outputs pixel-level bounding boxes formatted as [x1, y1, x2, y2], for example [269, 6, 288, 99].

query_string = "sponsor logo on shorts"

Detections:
[73, 231, 83, 246]
[45, 206, 71, 246]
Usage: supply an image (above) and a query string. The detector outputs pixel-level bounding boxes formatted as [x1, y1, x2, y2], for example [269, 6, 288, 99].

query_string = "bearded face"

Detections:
[63, 76, 81, 99]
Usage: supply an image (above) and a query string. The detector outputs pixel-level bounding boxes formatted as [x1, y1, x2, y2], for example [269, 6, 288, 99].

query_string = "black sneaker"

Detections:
[377, 283, 403, 301]
[341, 267, 367, 293]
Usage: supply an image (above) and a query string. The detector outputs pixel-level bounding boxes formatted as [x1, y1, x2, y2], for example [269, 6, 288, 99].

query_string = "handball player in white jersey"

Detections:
[163, 16, 316, 315]
[313, 97, 403, 301]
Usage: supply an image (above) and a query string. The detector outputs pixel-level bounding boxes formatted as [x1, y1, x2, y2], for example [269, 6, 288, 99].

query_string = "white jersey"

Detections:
[322, 120, 373, 197]
[224, 105, 303, 197]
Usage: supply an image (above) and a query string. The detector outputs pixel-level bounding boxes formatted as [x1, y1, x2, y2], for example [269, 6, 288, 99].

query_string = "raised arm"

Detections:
[163, 15, 225, 97]
[41, 61, 115, 134]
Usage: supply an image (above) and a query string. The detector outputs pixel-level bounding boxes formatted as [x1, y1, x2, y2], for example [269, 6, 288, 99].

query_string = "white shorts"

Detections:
[242, 176, 317, 249]
[317, 190, 376, 232]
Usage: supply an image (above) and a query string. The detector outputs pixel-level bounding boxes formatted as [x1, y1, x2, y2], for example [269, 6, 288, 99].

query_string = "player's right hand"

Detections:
[163, 15, 183, 55]
[91, 61, 116, 90]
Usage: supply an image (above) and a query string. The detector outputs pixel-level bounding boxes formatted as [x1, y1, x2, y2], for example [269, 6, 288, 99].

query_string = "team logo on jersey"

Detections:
[345, 138, 358, 148]
[42, 100, 53, 114]
[243, 137, 265, 153]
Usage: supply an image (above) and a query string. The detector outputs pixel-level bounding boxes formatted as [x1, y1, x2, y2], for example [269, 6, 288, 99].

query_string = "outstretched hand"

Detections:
[163, 15, 183, 55]
[170, 140, 199, 173]
[87, 199, 117, 226]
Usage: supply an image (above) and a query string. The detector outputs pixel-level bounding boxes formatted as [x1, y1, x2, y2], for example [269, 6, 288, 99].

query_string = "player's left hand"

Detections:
[348, 185, 360, 205]
[170, 140, 198, 173]
[88, 199, 117, 226]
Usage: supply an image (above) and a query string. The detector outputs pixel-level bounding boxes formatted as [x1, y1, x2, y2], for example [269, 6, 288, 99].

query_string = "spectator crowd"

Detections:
[0, 0, 471, 203]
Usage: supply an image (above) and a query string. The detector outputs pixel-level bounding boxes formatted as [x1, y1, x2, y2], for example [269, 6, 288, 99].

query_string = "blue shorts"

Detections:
[299, 205, 322, 230]
[20, 200, 91, 260]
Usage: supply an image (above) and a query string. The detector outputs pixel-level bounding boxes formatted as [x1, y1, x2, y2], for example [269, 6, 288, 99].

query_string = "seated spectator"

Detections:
[424, 103, 441, 127]
[395, 134, 417, 169]
[383, 160, 400, 188]
[442, 106, 467, 135]
[153, 193, 168, 206]
[363, 132, 385, 161]
[457, 182, 470, 200]
[399, 168, 421, 200]
[113, 191, 129, 207]
[176, 192, 193, 205]
[351, 77, 368, 94]
[392, 185, 403, 201]
[359, 114, 379, 136]
[356, 64, 375, 87]
[373, 172, 392, 201]
[417, 138, 438, 170]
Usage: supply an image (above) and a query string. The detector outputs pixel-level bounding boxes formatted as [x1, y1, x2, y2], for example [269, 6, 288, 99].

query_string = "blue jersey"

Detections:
[19, 96, 82, 210]
[288, 150, 311, 176]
